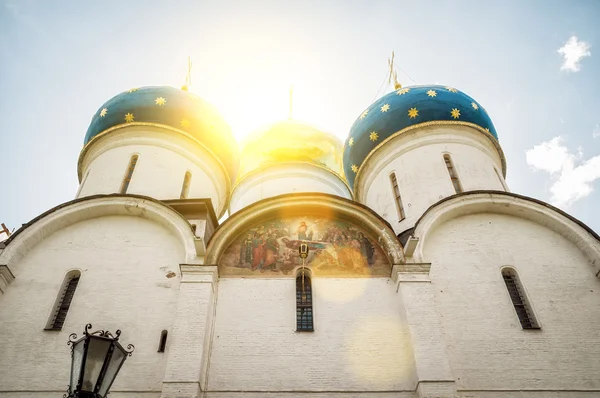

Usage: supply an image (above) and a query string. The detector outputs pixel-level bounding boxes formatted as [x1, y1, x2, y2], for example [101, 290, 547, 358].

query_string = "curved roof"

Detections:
[343, 85, 498, 189]
[84, 86, 239, 181]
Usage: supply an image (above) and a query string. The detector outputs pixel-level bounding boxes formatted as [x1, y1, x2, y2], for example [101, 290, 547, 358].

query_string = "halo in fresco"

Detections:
[218, 216, 391, 277]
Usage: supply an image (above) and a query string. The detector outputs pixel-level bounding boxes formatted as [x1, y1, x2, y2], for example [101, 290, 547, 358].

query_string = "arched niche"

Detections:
[206, 193, 404, 277]
[413, 191, 600, 275]
[0, 194, 198, 269]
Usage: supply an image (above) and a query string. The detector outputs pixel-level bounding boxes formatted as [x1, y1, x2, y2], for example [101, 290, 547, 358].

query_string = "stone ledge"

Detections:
[392, 263, 432, 283]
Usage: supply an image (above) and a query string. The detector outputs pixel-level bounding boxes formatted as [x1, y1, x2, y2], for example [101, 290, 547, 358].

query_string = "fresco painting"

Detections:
[219, 216, 391, 277]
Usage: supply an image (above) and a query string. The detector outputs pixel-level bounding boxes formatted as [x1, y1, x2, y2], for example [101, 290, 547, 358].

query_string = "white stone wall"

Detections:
[421, 212, 600, 393]
[229, 164, 352, 215]
[0, 215, 184, 396]
[357, 125, 505, 235]
[77, 126, 230, 217]
[207, 277, 417, 393]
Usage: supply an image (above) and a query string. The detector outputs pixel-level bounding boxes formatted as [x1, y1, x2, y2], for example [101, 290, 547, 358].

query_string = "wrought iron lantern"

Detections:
[65, 324, 134, 398]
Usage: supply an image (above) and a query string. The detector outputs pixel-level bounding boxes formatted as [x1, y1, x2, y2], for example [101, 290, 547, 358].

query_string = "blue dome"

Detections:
[343, 85, 498, 189]
[84, 86, 239, 181]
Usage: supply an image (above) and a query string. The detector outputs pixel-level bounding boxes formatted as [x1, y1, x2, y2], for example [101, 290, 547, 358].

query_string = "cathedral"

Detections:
[1, 81, 599, 398]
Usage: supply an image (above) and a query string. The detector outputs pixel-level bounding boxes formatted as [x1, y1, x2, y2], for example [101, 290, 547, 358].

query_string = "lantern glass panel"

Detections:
[81, 337, 112, 392]
[70, 338, 85, 392]
[97, 344, 126, 396]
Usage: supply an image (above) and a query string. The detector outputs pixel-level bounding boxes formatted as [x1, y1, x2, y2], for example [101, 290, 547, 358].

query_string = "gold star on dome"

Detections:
[124, 113, 134, 123]
[446, 87, 458, 93]
[427, 90, 437, 97]
[408, 107, 419, 119]
[485, 127, 490, 132]
[180, 119, 191, 128]
[381, 104, 390, 112]
[396, 87, 410, 95]
[348, 137, 354, 146]
[359, 109, 369, 119]
[127, 88, 138, 93]
[369, 131, 379, 141]
[99, 108, 107, 117]
[155, 97, 166, 106]
[471, 102, 479, 110]
[351, 164, 359, 173]
[451, 108, 461, 119]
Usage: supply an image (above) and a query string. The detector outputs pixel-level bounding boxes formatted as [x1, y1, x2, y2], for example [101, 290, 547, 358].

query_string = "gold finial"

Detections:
[181, 56, 192, 91]
[288, 84, 293, 119]
[388, 51, 402, 90]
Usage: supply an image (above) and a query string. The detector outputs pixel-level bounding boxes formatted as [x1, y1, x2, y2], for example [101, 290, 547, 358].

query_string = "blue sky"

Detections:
[1, 0, 599, 236]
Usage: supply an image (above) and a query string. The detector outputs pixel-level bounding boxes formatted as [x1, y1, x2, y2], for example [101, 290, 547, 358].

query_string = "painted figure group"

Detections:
[237, 219, 376, 274]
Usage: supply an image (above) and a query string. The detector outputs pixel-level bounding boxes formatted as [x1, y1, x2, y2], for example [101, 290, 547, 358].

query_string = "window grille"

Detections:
[296, 270, 313, 332]
[502, 268, 540, 329]
[46, 272, 80, 330]
[158, 330, 168, 352]
[389, 172, 406, 221]
[443, 154, 463, 193]
[120, 154, 139, 194]
[180, 171, 192, 199]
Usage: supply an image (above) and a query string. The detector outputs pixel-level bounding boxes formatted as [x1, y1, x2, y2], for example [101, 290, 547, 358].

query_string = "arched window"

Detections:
[296, 269, 313, 332]
[501, 268, 540, 329]
[389, 172, 406, 221]
[45, 270, 81, 330]
[443, 154, 463, 193]
[158, 330, 168, 352]
[120, 154, 139, 194]
[180, 171, 192, 199]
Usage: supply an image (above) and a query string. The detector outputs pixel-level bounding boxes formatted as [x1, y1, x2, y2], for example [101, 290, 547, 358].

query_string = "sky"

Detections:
[0, 0, 599, 238]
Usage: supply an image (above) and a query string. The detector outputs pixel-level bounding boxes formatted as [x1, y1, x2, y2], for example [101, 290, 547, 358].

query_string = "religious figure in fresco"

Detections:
[251, 231, 265, 270]
[238, 233, 254, 268]
[219, 216, 391, 277]
[261, 233, 280, 272]
[297, 221, 308, 240]
[357, 232, 375, 266]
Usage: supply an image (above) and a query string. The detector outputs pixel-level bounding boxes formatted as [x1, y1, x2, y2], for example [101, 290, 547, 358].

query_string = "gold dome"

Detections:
[237, 120, 345, 183]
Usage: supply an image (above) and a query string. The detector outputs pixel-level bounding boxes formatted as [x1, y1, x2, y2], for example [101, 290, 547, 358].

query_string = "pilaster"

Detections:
[161, 264, 218, 398]
[393, 263, 457, 398]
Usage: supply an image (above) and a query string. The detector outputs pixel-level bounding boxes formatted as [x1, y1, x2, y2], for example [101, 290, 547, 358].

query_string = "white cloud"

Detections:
[557, 36, 591, 72]
[526, 136, 600, 207]
[593, 124, 600, 138]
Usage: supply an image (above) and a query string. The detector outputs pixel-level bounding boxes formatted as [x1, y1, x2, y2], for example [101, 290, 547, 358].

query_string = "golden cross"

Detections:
[388, 51, 402, 90]
[182, 56, 192, 91]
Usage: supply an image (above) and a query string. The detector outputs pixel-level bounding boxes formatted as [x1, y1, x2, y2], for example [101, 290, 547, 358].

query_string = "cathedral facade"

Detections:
[1, 84, 599, 398]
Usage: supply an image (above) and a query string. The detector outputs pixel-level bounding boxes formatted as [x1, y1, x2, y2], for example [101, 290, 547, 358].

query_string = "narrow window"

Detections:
[296, 269, 313, 332]
[502, 268, 540, 329]
[180, 171, 192, 199]
[158, 330, 168, 352]
[45, 271, 81, 330]
[494, 167, 508, 192]
[389, 172, 406, 221]
[120, 154, 139, 194]
[76, 169, 91, 197]
[443, 154, 463, 193]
